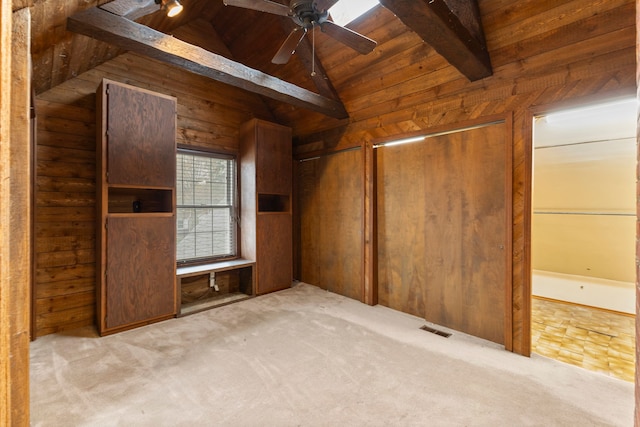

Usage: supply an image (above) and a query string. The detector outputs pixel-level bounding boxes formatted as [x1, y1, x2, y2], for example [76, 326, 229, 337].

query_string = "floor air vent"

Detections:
[420, 325, 452, 338]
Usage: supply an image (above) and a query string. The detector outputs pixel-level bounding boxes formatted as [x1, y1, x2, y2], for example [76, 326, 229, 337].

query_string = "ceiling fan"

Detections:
[222, 0, 377, 64]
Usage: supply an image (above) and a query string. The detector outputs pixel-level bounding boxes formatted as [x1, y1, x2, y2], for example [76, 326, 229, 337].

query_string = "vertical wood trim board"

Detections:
[31, 88, 37, 342]
[363, 139, 378, 305]
[503, 113, 515, 353]
[635, 0, 639, 422]
[0, 2, 11, 424]
[10, 8, 31, 424]
[2, 6, 31, 425]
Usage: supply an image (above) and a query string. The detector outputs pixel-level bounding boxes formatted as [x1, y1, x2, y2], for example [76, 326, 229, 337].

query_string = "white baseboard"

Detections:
[532, 270, 635, 315]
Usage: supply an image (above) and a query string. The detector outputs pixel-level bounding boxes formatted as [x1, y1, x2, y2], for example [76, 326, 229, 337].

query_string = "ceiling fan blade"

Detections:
[313, 0, 339, 12]
[223, 0, 291, 16]
[320, 21, 377, 55]
[272, 27, 307, 64]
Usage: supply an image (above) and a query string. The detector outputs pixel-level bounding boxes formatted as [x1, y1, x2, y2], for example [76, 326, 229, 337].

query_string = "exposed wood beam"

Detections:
[100, 0, 160, 21]
[379, 0, 492, 81]
[67, 7, 349, 119]
[169, 19, 276, 122]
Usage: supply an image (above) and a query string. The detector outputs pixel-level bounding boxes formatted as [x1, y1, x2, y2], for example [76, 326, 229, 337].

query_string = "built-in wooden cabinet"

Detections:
[96, 79, 177, 335]
[240, 119, 293, 295]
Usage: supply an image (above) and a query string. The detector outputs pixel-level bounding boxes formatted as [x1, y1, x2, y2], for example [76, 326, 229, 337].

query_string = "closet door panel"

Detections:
[256, 214, 292, 294]
[105, 216, 176, 330]
[106, 83, 176, 187]
[377, 122, 509, 345]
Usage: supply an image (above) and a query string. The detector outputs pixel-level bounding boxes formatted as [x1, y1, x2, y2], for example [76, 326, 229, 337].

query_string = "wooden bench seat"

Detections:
[176, 258, 255, 316]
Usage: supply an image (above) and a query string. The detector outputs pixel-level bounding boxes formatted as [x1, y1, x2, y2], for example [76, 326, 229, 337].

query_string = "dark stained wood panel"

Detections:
[256, 214, 292, 295]
[376, 140, 427, 315]
[298, 149, 364, 301]
[377, 122, 509, 345]
[239, 119, 293, 296]
[105, 81, 176, 187]
[255, 121, 293, 195]
[105, 216, 175, 330]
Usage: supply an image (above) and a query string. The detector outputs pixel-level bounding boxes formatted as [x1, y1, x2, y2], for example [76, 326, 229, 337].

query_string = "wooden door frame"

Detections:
[365, 114, 514, 350]
[635, 2, 640, 419]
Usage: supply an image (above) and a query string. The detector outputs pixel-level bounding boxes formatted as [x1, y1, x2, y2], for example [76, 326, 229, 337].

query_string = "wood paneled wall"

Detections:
[34, 48, 273, 337]
[293, 0, 636, 356]
[297, 149, 363, 300]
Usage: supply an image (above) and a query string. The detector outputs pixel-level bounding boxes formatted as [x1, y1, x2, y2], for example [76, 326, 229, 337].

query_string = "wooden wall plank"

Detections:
[635, 1, 639, 423]
[3, 6, 31, 425]
[485, 0, 629, 51]
[34, 277, 94, 299]
[0, 1, 11, 418]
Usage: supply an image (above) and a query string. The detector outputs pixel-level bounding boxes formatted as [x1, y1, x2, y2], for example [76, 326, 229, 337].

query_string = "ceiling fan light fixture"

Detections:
[155, 0, 184, 17]
[225, 0, 377, 64]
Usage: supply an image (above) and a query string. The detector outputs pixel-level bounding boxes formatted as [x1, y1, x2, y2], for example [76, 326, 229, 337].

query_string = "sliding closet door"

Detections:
[377, 122, 510, 345]
[297, 149, 363, 301]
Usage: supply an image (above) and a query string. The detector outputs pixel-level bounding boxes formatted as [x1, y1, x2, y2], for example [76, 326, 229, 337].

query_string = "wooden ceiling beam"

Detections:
[378, 0, 492, 81]
[67, 7, 349, 119]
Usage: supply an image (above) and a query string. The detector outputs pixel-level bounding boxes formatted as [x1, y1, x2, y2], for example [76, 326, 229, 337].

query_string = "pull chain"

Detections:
[311, 23, 316, 77]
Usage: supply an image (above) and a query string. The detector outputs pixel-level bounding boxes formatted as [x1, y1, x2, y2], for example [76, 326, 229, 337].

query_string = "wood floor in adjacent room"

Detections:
[531, 297, 636, 382]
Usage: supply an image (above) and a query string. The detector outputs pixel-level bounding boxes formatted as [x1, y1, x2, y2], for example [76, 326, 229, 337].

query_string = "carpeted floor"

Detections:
[30, 282, 635, 426]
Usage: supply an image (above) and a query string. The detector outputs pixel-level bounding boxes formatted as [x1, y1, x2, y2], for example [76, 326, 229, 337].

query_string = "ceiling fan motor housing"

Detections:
[290, 0, 329, 28]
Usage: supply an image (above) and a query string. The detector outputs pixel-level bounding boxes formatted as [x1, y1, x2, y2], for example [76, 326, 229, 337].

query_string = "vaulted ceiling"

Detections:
[22, 0, 636, 141]
[27, 0, 492, 130]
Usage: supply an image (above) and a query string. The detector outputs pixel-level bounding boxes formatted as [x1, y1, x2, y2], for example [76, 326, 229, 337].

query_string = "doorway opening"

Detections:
[531, 98, 636, 382]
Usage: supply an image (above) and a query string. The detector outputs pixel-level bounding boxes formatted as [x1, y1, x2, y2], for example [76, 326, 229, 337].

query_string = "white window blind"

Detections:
[176, 151, 236, 263]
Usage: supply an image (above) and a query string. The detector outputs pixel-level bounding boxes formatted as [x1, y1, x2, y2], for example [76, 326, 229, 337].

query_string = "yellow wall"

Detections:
[532, 138, 636, 283]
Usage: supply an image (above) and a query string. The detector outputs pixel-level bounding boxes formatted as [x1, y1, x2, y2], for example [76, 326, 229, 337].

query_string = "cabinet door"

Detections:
[105, 216, 176, 330]
[256, 123, 292, 195]
[256, 214, 292, 294]
[106, 82, 176, 188]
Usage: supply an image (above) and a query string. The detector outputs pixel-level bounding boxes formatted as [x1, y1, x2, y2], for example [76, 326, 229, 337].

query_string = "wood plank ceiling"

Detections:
[28, 0, 491, 128]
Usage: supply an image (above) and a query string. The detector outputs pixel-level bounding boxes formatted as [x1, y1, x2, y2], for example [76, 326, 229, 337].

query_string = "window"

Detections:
[329, 0, 379, 26]
[176, 150, 237, 263]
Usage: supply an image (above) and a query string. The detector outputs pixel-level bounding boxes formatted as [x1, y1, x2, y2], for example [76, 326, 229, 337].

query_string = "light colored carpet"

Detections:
[30, 282, 634, 426]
